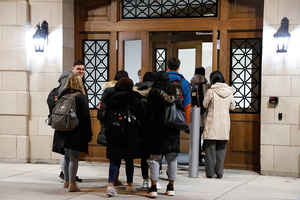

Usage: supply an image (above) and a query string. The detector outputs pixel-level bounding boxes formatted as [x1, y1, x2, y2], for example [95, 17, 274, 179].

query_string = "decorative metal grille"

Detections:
[122, 0, 218, 19]
[82, 40, 109, 109]
[155, 48, 167, 71]
[230, 38, 262, 113]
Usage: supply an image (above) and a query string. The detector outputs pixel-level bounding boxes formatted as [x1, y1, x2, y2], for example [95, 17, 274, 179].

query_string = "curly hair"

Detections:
[152, 71, 176, 95]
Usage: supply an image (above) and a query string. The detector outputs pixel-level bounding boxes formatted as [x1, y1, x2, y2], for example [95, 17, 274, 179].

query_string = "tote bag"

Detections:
[163, 102, 188, 131]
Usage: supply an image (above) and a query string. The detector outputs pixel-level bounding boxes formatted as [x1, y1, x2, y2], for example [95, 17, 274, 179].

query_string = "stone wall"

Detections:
[261, 0, 300, 177]
[0, 0, 74, 163]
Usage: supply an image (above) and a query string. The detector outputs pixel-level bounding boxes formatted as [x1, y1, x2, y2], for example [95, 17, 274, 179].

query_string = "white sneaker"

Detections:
[157, 182, 162, 190]
[142, 179, 150, 189]
[106, 186, 117, 197]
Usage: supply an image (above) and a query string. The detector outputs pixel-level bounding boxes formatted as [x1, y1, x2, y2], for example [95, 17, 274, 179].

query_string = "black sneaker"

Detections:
[75, 176, 82, 182]
[166, 184, 174, 196]
[58, 171, 64, 182]
[146, 186, 157, 198]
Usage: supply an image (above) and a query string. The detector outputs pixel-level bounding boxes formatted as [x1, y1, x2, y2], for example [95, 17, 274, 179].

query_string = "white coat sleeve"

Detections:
[203, 89, 212, 109]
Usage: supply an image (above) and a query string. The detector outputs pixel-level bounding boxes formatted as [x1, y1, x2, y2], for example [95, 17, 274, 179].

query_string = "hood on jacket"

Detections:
[134, 87, 151, 97]
[101, 80, 118, 91]
[105, 90, 142, 108]
[210, 82, 233, 98]
[190, 74, 207, 84]
[58, 69, 73, 84]
[167, 70, 186, 82]
[152, 88, 178, 103]
[138, 81, 153, 90]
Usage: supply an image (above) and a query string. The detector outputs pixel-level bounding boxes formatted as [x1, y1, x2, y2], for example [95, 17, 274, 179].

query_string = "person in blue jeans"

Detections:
[103, 77, 146, 197]
[146, 71, 185, 198]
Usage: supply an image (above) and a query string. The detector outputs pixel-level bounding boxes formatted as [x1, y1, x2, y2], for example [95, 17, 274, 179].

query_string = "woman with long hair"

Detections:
[52, 74, 92, 192]
[203, 71, 235, 179]
[146, 71, 184, 198]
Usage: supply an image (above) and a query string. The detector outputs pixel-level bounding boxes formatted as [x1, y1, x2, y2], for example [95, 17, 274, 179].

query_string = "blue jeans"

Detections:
[108, 157, 134, 183]
[63, 148, 79, 184]
[148, 152, 178, 181]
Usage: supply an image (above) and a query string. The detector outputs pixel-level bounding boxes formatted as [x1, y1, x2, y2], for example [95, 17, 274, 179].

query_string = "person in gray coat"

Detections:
[203, 71, 235, 179]
[52, 74, 92, 192]
[190, 67, 211, 164]
[57, 60, 86, 183]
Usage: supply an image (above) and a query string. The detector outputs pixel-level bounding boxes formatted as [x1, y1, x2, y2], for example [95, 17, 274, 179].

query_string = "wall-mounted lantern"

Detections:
[32, 20, 48, 52]
[273, 17, 291, 53]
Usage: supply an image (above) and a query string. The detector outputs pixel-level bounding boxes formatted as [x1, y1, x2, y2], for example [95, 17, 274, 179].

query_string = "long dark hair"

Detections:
[114, 70, 129, 81]
[210, 71, 225, 85]
[152, 71, 176, 95]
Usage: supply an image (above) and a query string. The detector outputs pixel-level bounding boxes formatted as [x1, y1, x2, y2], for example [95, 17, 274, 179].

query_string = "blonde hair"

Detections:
[66, 74, 86, 95]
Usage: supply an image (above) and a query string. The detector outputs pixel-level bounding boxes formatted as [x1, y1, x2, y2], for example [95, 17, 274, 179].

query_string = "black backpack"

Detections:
[190, 82, 206, 114]
[46, 87, 59, 120]
[105, 104, 135, 141]
[171, 77, 186, 104]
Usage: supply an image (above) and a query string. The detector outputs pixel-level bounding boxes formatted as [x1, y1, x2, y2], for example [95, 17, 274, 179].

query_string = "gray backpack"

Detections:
[49, 92, 80, 131]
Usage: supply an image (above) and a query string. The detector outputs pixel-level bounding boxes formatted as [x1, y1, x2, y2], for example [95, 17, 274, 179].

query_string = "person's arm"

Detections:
[203, 89, 212, 109]
[77, 94, 93, 142]
[145, 91, 155, 130]
[182, 79, 191, 125]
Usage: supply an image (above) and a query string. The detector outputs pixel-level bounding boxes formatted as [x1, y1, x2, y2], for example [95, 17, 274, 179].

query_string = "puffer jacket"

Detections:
[146, 88, 184, 154]
[104, 90, 146, 159]
[97, 80, 118, 122]
[52, 88, 93, 155]
[203, 82, 235, 141]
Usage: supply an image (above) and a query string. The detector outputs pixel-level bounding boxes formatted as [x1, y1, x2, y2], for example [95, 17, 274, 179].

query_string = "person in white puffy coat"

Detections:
[203, 71, 235, 179]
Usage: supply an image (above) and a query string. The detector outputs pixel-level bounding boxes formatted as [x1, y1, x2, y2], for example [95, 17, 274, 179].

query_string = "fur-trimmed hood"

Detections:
[151, 88, 179, 103]
[101, 80, 118, 91]
[134, 87, 151, 97]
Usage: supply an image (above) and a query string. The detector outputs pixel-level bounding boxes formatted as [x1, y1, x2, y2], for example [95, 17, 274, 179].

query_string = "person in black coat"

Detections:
[52, 74, 92, 192]
[103, 77, 146, 197]
[146, 71, 184, 198]
[97, 70, 129, 186]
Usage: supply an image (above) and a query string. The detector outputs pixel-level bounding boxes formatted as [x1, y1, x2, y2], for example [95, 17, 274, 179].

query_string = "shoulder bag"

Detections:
[163, 101, 188, 131]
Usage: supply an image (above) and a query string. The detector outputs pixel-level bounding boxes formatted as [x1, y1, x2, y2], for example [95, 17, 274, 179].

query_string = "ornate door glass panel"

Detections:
[82, 40, 109, 109]
[155, 48, 166, 71]
[122, 0, 218, 19]
[230, 38, 262, 113]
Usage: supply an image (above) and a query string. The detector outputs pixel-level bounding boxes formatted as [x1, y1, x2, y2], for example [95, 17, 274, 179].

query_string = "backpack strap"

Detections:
[195, 84, 201, 107]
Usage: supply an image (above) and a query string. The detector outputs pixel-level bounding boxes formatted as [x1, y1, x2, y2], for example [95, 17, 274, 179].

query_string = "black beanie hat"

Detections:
[195, 67, 205, 75]
[143, 72, 154, 82]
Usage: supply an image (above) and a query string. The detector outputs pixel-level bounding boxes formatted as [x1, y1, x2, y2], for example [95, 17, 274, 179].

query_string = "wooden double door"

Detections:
[80, 30, 261, 171]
